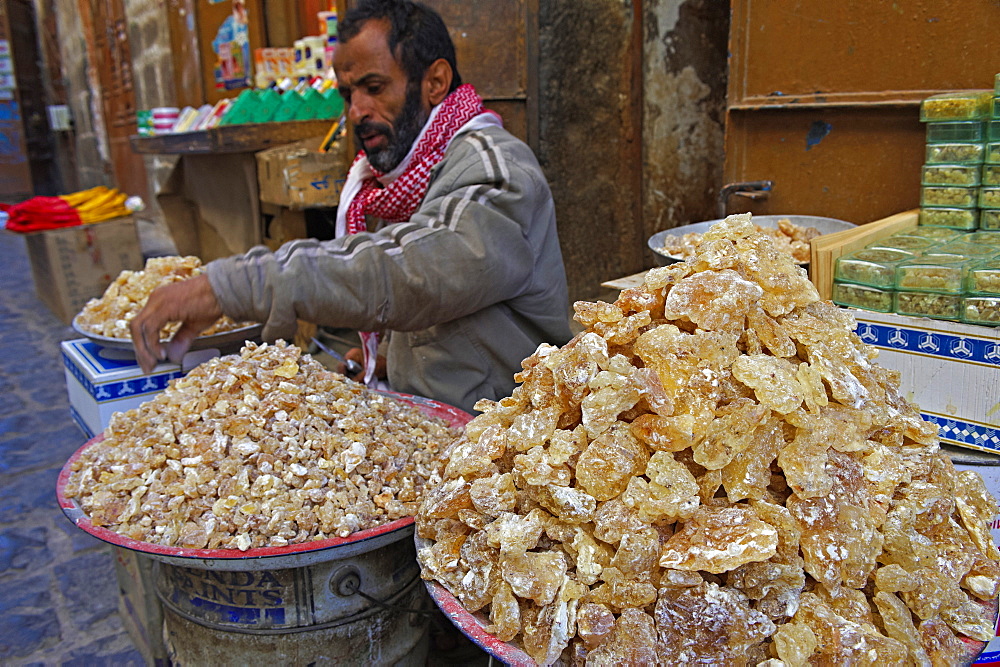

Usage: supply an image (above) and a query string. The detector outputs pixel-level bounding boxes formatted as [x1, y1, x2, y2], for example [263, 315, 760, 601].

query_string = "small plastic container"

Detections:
[984, 165, 1000, 186]
[964, 231, 1000, 247]
[990, 120, 1000, 141]
[920, 163, 981, 186]
[918, 207, 979, 230]
[905, 224, 965, 242]
[920, 91, 992, 121]
[926, 121, 987, 144]
[979, 187, 1000, 209]
[963, 296, 1000, 325]
[981, 209, 1000, 231]
[988, 143, 1000, 164]
[965, 258, 1000, 295]
[926, 142, 985, 164]
[994, 97, 1000, 120]
[835, 248, 912, 289]
[832, 281, 894, 313]
[866, 234, 940, 254]
[893, 290, 963, 320]
[894, 255, 970, 294]
[926, 239, 998, 260]
[920, 185, 978, 208]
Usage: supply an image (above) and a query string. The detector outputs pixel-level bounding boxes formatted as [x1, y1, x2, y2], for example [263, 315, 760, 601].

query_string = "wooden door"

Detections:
[84, 0, 148, 199]
[195, 0, 266, 105]
[724, 0, 1000, 224]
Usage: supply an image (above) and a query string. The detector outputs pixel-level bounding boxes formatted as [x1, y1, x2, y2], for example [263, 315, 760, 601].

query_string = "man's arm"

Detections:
[206, 129, 551, 340]
[130, 274, 224, 372]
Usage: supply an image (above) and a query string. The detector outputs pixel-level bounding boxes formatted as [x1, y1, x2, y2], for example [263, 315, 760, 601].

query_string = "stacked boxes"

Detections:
[984, 74, 1000, 230]
[918, 83, 1000, 233]
[831, 228, 1000, 325]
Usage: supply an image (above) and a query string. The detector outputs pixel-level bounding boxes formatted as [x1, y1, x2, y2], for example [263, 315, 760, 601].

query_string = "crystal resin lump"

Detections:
[415, 213, 1000, 666]
[64, 341, 461, 549]
[74, 255, 249, 340]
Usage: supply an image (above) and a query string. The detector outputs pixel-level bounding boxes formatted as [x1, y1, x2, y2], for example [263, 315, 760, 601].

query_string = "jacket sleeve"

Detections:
[206, 130, 549, 343]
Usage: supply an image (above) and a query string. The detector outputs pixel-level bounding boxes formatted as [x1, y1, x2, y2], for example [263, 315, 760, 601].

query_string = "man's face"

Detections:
[334, 19, 431, 172]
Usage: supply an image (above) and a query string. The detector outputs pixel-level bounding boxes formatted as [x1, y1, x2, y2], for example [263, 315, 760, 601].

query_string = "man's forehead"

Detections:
[333, 19, 400, 79]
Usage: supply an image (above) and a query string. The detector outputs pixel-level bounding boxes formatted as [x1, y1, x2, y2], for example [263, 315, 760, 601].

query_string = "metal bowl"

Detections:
[57, 391, 472, 570]
[418, 559, 995, 666]
[71, 317, 264, 353]
[648, 214, 857, 267]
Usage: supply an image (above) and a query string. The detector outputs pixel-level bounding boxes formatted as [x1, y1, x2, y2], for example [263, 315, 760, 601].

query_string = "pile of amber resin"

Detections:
[415, 214, 1000, 666]
[65, 341, 460, 550]
[74, 255, 249, 339]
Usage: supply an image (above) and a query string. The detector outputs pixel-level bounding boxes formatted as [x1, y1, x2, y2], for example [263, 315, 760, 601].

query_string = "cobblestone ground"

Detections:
[0, 230, 143, 665]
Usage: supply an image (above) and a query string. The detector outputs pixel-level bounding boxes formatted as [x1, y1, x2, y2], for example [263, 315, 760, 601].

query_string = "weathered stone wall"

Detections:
[45, 0, 107, 188]
[642, 0, 728, 238]
[538, 0, 641, 301]
[538, 0, 729, 300]
[121, 0, 179, 214]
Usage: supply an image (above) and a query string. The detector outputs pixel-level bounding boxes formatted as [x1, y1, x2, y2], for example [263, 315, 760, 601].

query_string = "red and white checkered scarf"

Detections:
[344, 83, 497, 233]
[340, 83, 501, 385]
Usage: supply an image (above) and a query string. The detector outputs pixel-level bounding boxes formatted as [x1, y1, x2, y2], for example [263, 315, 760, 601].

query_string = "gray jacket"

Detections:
[207, 124, 571, 414]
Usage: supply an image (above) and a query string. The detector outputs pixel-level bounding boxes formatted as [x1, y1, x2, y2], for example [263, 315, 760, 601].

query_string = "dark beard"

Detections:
[356, 83, 428, 173]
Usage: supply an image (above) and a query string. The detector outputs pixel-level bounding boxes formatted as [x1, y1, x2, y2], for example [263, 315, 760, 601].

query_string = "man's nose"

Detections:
[348, 96, 370, 125]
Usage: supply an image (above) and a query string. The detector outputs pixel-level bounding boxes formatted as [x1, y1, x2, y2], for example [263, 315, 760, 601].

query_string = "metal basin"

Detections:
[647, 214, 857, 266]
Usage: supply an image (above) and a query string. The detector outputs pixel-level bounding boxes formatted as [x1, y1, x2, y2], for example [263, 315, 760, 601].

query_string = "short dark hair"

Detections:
[339, 0, 462, 93]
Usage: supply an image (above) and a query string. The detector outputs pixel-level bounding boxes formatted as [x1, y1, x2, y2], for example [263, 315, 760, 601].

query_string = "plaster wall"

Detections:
[538, 0, 728, 299]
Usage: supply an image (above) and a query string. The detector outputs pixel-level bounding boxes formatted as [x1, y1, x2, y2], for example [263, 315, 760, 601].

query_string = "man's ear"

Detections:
[424, 59, 453, 106]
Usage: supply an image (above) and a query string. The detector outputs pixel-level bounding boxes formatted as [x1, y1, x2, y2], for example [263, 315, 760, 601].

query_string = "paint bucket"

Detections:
[157, 527, 432, 666]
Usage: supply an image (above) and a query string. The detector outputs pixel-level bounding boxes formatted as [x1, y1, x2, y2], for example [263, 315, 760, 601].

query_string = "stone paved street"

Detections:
[0, 229, 144, 665]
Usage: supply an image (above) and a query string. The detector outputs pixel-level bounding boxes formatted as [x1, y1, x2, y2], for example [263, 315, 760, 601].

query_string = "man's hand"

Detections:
[130, 274, 224, 373]
[339, 347, 387, 382]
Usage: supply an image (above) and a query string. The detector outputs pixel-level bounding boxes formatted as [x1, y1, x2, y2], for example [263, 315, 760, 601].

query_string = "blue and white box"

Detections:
[61, 338, 185, 438]
[848, 308, 1000, 455]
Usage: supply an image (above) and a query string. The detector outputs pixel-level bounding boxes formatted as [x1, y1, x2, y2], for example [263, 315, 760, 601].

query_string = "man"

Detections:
[131, 0, 571, 414]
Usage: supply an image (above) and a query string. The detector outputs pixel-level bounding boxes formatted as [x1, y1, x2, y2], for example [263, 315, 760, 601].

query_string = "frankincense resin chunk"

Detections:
[415, 214, 1000, 665]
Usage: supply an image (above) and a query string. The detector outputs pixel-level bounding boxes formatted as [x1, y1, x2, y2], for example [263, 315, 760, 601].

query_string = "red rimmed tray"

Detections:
[57, 391, 472, 571]
[419, 528, 997, 666]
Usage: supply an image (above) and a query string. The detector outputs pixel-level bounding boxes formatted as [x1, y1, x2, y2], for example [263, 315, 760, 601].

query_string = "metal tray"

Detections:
[647, 214, 857, 266]
[57, 391, 472, 571]
[416, 534, 536, 667]
[417, 528, 995, 666]
[71, 317, 264, 353]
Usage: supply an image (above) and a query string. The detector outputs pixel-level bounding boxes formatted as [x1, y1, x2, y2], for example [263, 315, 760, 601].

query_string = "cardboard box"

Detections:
[23, 217, 143, 323]
[256, 135, 349, 209]
[61, 338, 188, 438]
[847, 308, 1000, 454]
[111, 546, 169, 666]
